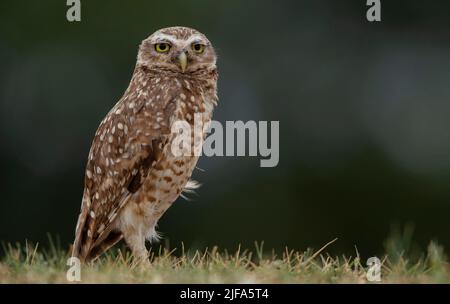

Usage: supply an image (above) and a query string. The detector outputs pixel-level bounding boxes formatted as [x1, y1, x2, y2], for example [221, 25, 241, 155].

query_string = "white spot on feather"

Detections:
[97, 224, 105, 234]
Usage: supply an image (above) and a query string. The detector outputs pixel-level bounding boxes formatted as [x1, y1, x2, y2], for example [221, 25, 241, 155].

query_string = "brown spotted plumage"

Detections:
[72, 27, 218, 262]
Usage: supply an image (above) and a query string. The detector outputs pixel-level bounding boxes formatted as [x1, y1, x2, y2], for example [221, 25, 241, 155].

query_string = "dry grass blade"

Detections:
[0, 240, 448, 283]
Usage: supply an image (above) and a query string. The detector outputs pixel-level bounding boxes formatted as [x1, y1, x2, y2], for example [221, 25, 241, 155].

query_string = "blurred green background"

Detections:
[1, 0, 450, 258]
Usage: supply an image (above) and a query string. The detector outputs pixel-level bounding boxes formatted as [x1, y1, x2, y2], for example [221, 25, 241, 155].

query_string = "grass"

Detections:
[0, 237, 449, 283]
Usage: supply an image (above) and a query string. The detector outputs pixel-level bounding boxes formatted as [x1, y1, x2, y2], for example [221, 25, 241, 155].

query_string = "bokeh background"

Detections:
[1, 0, 449, 258]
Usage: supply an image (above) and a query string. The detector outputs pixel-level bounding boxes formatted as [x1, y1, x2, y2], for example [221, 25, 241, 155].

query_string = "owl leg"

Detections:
[123, 231, 149, 265]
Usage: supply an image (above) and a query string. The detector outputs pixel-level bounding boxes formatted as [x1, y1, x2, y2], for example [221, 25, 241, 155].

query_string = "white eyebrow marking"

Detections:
[186, 35, 206, 44]
[151, 33, 177, 43]
[150, 33, 207, 47]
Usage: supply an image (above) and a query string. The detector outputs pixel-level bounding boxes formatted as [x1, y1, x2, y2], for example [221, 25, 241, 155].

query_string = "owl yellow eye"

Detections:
[192, 43, 205, 54]
[155, 43, 171, 53]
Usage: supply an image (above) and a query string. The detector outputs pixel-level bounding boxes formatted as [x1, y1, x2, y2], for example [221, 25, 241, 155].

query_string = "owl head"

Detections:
[137, 26, 217, 75]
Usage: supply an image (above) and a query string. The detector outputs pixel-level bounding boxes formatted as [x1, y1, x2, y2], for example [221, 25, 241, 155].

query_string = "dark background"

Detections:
[1, 0, 449, 258]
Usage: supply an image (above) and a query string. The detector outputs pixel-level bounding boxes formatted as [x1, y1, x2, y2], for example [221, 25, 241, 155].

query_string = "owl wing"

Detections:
[73, 76, 179, 261]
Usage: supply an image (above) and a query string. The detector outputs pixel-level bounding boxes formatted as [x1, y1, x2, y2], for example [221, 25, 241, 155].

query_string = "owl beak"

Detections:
[178, 52, 188, 73]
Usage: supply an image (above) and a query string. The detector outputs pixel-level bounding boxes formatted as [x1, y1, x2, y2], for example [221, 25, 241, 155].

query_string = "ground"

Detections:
[0, 238, 448, 283]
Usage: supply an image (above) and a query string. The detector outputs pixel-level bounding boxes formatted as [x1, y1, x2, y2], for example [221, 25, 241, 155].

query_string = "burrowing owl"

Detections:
[72, 27, 218, 262]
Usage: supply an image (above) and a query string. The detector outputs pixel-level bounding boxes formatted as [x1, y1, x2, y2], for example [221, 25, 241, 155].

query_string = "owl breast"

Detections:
[114, 75, 216, 240]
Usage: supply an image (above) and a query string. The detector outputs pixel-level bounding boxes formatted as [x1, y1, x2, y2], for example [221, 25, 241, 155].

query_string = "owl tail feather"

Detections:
[86, 231, 123, 262]
[72, 189, 97, 263]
